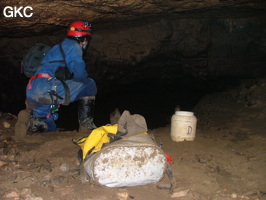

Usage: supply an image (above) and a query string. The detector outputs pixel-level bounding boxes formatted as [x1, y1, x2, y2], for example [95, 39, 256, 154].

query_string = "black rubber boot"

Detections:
[78, 96, 97, 132]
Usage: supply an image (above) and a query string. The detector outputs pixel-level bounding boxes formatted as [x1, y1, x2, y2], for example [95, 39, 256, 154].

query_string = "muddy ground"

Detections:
[0, 78, 266, 200]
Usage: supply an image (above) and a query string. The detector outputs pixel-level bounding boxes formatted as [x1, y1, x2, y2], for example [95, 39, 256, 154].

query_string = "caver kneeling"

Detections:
[23, 21, 97, 134]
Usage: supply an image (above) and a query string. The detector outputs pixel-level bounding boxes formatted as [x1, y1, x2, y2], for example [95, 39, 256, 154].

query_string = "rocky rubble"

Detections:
[0, 78, 266, 200]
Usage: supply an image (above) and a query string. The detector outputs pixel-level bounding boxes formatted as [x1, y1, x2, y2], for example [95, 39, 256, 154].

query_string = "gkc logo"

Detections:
[3, 6, 33, 17]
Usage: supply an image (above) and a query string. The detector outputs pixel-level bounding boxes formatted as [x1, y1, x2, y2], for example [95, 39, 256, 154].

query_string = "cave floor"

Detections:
[0, 78, 266, 200]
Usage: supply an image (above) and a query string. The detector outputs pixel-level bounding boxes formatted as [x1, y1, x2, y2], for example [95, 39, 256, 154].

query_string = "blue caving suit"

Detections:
[26, 38, 97, 132]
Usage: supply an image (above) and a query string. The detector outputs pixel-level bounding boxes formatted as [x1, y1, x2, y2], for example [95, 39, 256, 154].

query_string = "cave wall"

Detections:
[88, 14, 266, 84]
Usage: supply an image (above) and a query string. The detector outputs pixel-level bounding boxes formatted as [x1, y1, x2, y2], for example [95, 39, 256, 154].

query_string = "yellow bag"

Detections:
[73, 124, 118, 160]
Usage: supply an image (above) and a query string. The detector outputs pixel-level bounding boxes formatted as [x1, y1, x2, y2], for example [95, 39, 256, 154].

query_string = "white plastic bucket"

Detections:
[170, 111, 197, 142]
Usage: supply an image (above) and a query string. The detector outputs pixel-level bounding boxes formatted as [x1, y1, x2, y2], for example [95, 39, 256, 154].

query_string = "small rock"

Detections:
[3, 191, 19, 198]
[3, 121, 11, 129]
[50, 175, 67, 184]
[175, 105, 181, 111]
[157, 182, 172, 189]
[43, 174, 52, 180]
[25, 194, 36, 200]
[110, 108, 121, 125]
[59, 163, 69, 172]
[38, 164, 52, 172]
[40, 180, 50, 186]
[231, 193, 238, 198]
[20, 187, 32, 196]
[9, 148, 16, 154]
[245, 191, 260, 196]
[171, 189, 190, 198]
[25, 194, 43, 200]
[195, 153, 212, 163]
[0, 160, 8, 168]
[245, 92, 257, 107]
[116, 189, 129, 200]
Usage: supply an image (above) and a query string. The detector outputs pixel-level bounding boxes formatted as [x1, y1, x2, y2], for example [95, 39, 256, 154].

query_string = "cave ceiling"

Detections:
[1, 0, 265, 37]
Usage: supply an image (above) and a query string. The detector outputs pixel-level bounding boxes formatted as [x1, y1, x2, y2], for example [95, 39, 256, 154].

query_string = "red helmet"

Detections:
[67, 21, 92, 37]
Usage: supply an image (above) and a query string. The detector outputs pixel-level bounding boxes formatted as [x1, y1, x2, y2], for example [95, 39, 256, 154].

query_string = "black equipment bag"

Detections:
[22, 43, 51, 78]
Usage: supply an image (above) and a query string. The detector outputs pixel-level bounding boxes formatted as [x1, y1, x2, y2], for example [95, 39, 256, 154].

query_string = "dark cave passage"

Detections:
[0, 71, 247, 131]
[0, 73, 245, 131]
[55, 76, 244, 131]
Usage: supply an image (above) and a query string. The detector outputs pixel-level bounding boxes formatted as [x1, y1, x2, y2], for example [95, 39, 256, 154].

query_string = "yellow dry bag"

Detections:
[73, 124, 118, 160]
